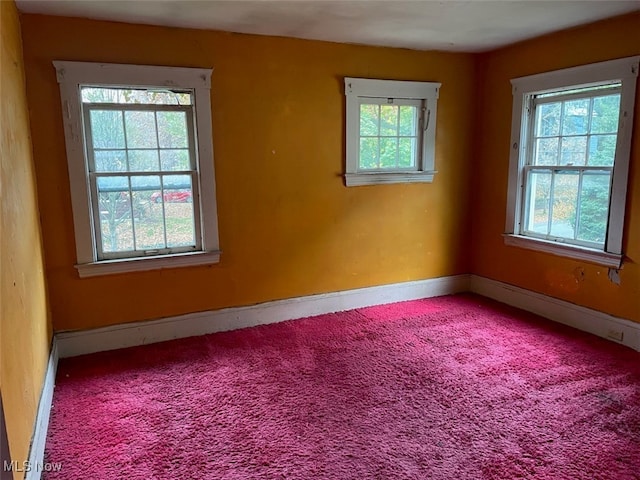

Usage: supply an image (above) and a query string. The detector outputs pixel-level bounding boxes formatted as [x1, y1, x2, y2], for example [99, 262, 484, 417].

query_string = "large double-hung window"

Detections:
[55, 62, 221, 277]
[523, 85, 620, 246]
[505, 57, 638, 267]
[83, 87, 200, 259]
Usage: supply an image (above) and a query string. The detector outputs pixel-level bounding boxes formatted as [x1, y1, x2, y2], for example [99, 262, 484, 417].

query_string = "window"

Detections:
[344, 78, 440, 186]
[505, 57, 639, 268]
[54, 61, 221, 277]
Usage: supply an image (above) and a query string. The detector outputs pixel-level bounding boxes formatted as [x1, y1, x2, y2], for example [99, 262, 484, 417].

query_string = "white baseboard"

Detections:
[470, 275, 640, 352]
[56, 274, 471, 358]
[56, 272, 639, 358]
[25, 338, 59, 480]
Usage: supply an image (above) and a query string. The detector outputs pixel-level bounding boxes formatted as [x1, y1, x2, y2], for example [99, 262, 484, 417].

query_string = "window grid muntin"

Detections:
[88, 170, 200, 257]
[83, 103, 195, 170]
[83, 100, 201, 260]
[357, 97, 423, 172]
[529, 88, 621, 167]
[521, 165, 612, 249]
[519, 84, 621, 249]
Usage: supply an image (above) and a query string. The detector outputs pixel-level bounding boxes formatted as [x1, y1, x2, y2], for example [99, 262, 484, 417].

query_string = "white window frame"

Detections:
[505, 57, 639, 268]
[344, 77, 441, 186]
[54, 61, 221, 278]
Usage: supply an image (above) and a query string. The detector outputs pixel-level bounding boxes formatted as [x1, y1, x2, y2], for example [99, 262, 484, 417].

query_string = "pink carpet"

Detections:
[44, 294, 640, 479]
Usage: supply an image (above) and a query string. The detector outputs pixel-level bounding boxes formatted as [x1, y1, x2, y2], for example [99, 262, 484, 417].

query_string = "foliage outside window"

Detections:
[505, 57, 639, 267]
[523, 86, 620, 247]
[344, 78, 440, 186]
[54, 62, 221, 277]
[358, 100, 421, 170]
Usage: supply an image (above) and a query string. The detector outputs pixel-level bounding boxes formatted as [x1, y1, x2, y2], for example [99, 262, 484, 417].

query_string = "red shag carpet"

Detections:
[44, 294, 640, 479]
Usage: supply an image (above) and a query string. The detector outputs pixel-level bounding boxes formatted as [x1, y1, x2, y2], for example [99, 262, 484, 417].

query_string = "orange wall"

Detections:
[0, 2, 52, 478]
[20, 15, 475, 331]
[472, 13, 640, 322]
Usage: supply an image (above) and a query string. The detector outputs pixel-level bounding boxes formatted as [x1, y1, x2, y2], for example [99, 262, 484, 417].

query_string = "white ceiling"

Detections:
[15, 0, 640, 52]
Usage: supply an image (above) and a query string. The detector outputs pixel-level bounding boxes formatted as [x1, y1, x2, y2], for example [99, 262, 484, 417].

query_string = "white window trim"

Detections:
[505, 56, 639, 268]
[54, 61, 221, 277]
[344, 77, 441, 186]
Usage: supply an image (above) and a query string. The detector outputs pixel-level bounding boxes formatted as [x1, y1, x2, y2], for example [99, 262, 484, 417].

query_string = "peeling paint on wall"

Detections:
[608, 268, 621, 285]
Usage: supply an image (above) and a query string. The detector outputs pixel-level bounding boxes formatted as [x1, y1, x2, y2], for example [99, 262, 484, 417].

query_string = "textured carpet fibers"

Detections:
[44, 294, 640, 479]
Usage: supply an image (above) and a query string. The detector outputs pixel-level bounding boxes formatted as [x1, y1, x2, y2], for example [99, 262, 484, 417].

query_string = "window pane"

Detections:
[577, 172, 611, 245]
[160, 150, 191, 171]
[359, 104, 379, 136]
[97, 176, 134, 253]
[537, 84, 618, 99]
[534, 138, 559, 166]
[162, 175, 195, 248]
[562, 99, 589, 135]
[97, 176, 129, 191]
[359, 138, 379, 169]
[90, 110, 125, 149]
[94, 150, 127, 172]
[134, 194, 165, 250]
[380, 105, 398, 136]
[399, 106, 416, 136]
[125, 111, 157, 148]
[131, 176, 161, 195]
[380, 138, 398, 168]
[398, 138, 415, 168]
[162, 174, 192, 192]
[560, 137, 587, 166]
[550, 172, 579, 239]
[590, 94, 620, 134]
[157, 111, 188, 148]
[129, 150, 159, 172]
[82, 87, 192, 105]
[536, 102, 561, 137]
[587, 135, 616, 166]
[131, 176, 164, 250]
[525, 171, 551, 235]
[83, 88, 125, 104]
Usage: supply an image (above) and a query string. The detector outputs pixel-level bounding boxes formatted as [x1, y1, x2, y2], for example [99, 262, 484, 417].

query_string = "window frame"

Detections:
[54, 61, 221, 277]
[504, 57, 639, 268]
[344, 77, 441, 186]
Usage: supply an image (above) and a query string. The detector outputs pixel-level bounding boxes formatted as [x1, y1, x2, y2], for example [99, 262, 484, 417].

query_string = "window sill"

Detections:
[345, 171, 436, 186]
[75, 250, 221, 278]
[503, 234, 621, 268]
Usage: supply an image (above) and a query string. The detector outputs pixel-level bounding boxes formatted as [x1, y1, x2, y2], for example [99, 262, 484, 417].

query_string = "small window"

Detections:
[344, 78, 440, 186]
[505, 57, 639, 267]
[54, 62, 221, 277]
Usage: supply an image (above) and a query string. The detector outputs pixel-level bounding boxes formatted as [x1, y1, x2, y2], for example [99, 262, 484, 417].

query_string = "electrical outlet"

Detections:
[606, 329, 624, 342]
